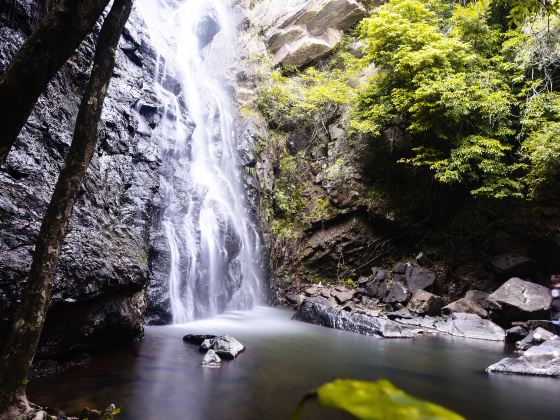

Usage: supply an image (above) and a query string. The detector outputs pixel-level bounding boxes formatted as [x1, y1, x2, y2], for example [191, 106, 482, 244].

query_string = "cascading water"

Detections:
[137, 0, 262, 323]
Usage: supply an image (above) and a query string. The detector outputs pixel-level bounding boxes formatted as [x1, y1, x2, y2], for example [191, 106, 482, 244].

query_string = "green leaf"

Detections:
[292, 379, 465, 420]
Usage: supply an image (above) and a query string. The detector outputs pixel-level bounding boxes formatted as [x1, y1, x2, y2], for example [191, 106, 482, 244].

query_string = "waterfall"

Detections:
[137, 0, 263, 323]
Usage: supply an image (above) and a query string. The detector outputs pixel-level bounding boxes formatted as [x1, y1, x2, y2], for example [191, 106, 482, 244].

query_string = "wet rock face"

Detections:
[0, 4, 163, 355]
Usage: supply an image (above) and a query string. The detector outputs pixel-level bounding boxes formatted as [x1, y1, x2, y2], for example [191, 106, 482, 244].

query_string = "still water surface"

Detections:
[29, 307, 558, 419]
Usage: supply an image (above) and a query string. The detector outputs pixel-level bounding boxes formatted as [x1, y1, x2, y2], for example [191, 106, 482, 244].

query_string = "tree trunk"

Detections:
[0, 0, 134, 415]
[0, 0, 111, 164]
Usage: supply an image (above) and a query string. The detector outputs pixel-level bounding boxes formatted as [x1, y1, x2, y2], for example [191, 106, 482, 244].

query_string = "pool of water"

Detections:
[29, 307, 558, 419]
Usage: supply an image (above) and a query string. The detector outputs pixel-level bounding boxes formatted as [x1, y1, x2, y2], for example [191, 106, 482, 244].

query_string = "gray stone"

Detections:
[199, 335, 246, 359]
[516, 327, 556, 351]
[392, 262, 407, 274]
[435, 313, 506, 341]
[387, 308, 414, 320]
[489, 278, 552, 321]
[487, 338, 560, 377]
[201, 349, 222, 368]
[305, 285, 322, 297]
[292, 299, 416, 338]
[332, 289, 354, 304]
[405, 264, 436, 292]
[262, 0, 367, 67]
[443, 298, 488, 318]
[407, 290, 445, 316]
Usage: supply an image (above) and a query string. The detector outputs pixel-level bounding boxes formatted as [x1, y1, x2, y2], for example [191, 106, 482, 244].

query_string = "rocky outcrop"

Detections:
[487, 337, 560, 377]
[257, 0, 367, 67]
[489, 278, 552, 324]
[292, 298, 417, 338]
[434, 313, 506, 342]
[0, 3, 163, 356]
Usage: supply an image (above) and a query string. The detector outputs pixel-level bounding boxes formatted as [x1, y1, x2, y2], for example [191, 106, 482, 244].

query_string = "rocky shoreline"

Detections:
[288, 261, 560, 377]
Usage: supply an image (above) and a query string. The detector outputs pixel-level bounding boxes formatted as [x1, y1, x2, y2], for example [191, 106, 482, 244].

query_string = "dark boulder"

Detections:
[489, 253, 538, 281]
[384, 281, 410, 304]
[183, 334, 217, 345]
[404, 264, 436, 292]
[505, 326, 529, 343]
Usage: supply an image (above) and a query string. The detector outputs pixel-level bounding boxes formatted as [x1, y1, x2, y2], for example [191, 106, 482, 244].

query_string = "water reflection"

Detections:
[29, 307, 557, 419]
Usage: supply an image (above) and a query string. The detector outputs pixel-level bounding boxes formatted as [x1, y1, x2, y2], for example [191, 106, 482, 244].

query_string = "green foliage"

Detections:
[292, 379, 465, 420]
[257, 0, 560, 200]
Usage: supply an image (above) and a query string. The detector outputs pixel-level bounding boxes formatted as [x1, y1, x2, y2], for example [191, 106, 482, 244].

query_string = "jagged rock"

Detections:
[407, 290, 445, 316]
[201, 350, 222, 368]
[404, 264, 436, 292]
[183, 334, 217, 345]
[443, 298, 488, 318]
[489, 278, 552, 322]
[516, 327, 556, 351]
[357, 276, 369, 287]
[465, 290, 500, 311]
[305, 285, 322, 297]
[200, 335, 245, 359]
[292, 299, 416, 338]
[392, 262, 407, 274]
[435, 313, 506, 341]
[285, 293, 304, 306]
[0, 5, 159, 354]
[372, 267, 387, 281]
[384, 281, 410, 304]
[505, 326, 529, 343]
[387, 308, 414, 320]
[487, 337, 560, 377]
[365, 279, 389, 300]
[263, 0, 367, 67]
[332, 289, 354, 304]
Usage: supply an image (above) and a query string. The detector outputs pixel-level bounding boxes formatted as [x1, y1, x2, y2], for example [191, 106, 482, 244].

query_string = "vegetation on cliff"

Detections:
[258, 0, 560, 199]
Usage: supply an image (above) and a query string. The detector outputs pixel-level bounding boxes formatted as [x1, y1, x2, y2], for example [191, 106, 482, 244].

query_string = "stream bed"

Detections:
[29, 307, 557, 419]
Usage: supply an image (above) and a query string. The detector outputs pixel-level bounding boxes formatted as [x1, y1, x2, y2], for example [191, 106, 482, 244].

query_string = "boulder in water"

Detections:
[487, 337, 560, 377]
[201, 349, 222, 368]
[200, 335, 245, 359]
[435, 313, 506, 341]
[515, 327, 556, 351]
[292, 299, 415, 338]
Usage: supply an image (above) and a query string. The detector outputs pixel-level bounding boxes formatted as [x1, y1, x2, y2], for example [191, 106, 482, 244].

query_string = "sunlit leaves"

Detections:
[291, 379, 465, 420]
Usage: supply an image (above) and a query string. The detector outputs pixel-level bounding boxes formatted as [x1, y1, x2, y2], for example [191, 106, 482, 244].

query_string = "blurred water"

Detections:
[136, 0, 263, 323]
[29, 307, 558, 419]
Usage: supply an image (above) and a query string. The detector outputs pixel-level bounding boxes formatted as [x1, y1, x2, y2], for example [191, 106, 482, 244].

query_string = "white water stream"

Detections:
[137, 0, 262, 323]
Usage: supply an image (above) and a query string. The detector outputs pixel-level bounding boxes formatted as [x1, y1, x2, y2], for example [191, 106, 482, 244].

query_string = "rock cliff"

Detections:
[0, 1, 163, 358]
